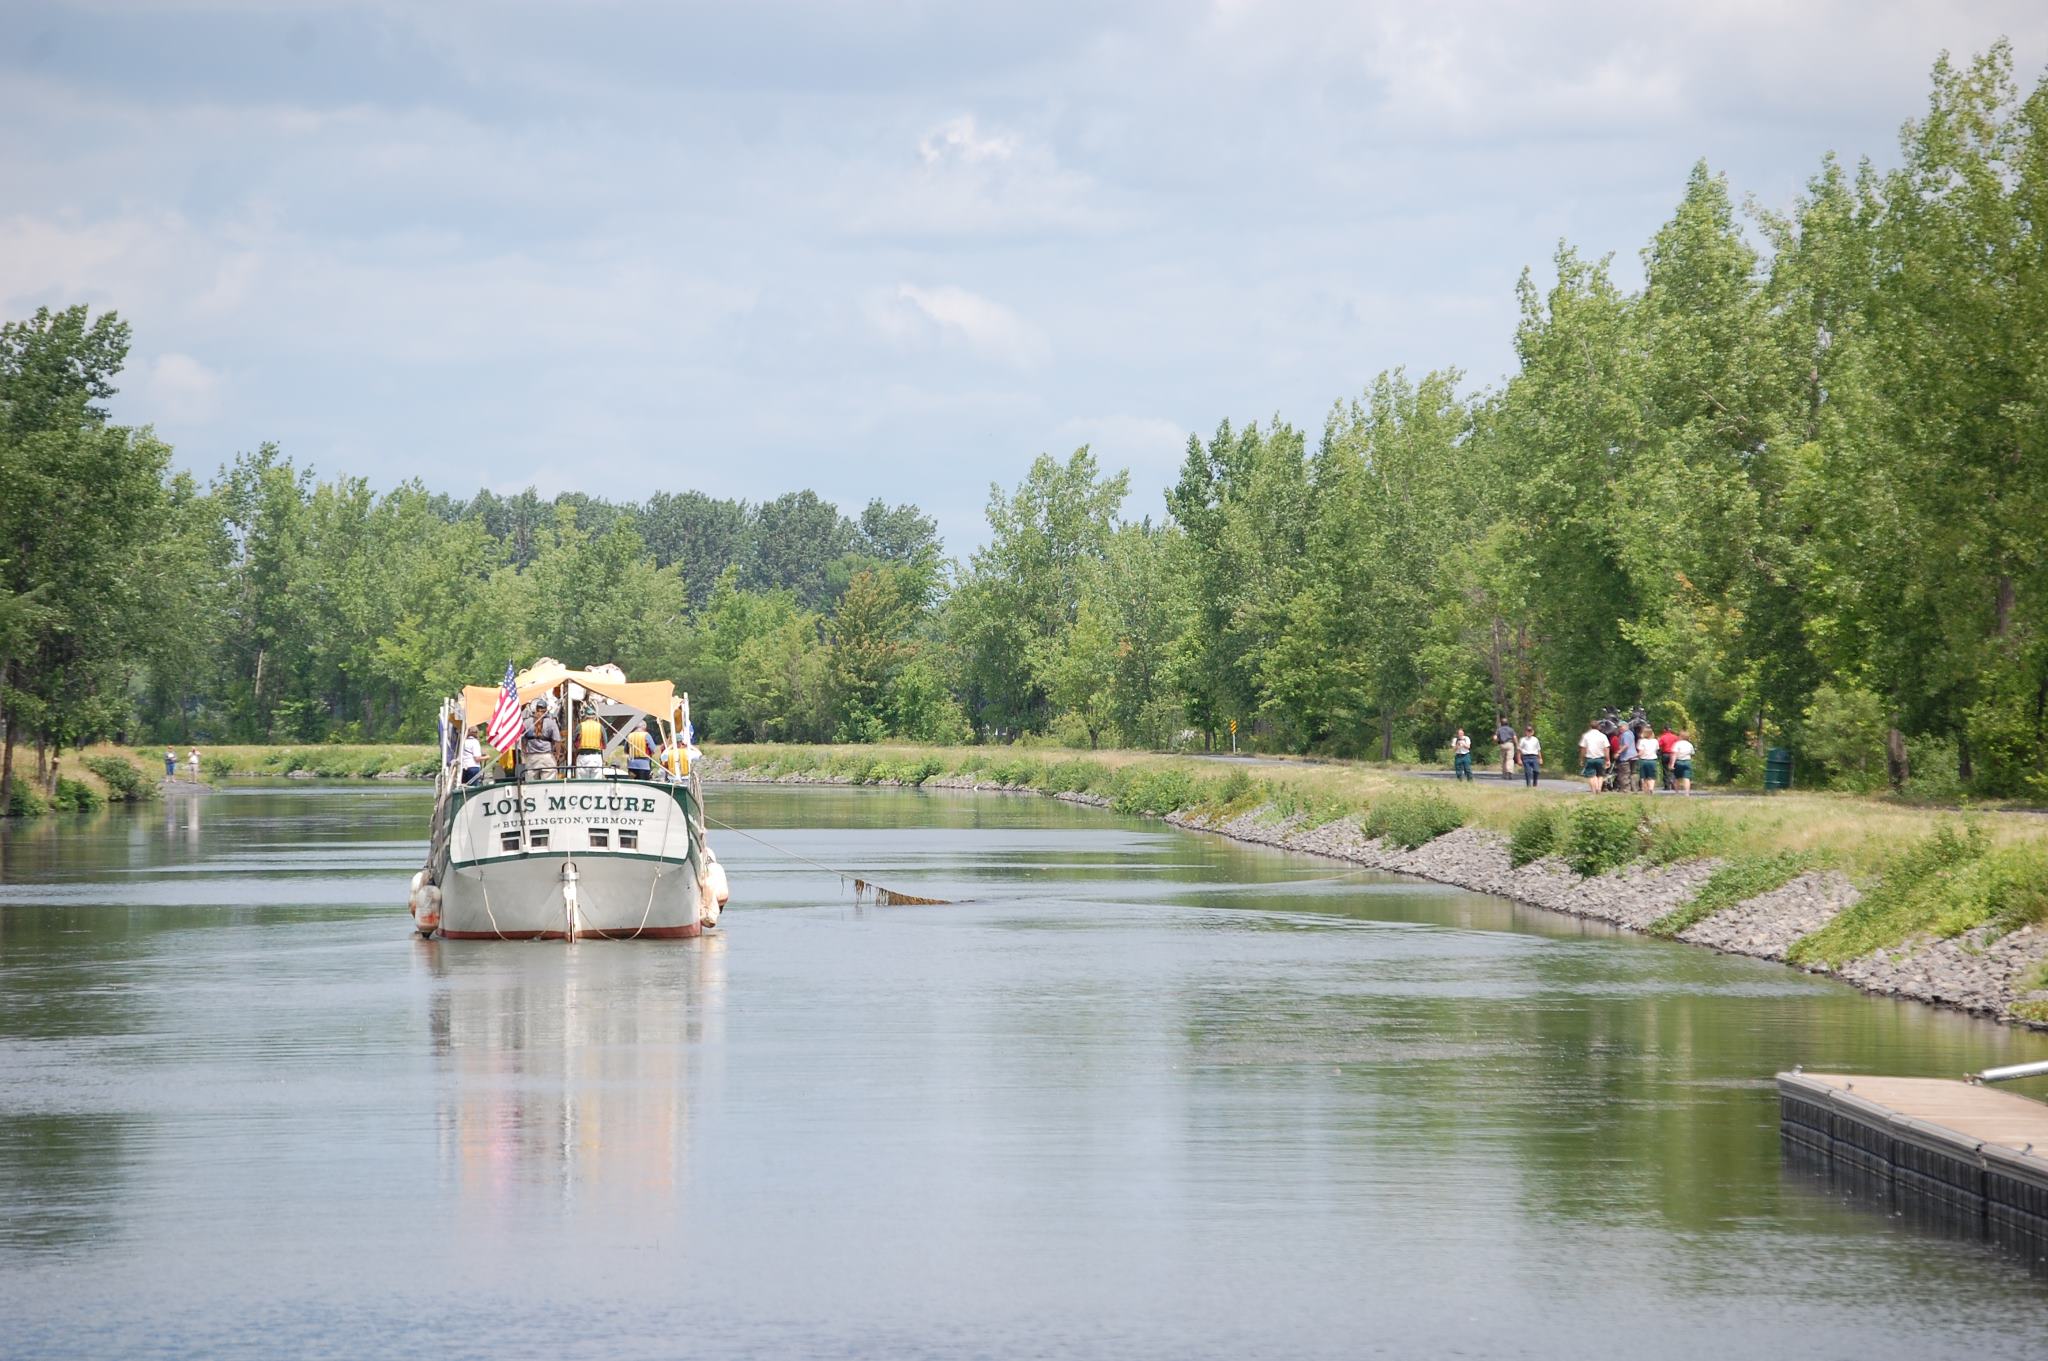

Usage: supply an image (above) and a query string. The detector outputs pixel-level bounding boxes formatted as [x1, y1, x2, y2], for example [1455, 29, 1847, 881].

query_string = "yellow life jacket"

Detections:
[662, 744, 686, 776]
[627, 730, 652, 760]
[577, 716, 603, 752]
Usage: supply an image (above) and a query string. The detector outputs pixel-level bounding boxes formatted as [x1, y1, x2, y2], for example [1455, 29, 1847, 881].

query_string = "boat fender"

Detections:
[706, 853, 730, 907]
[698, 876, 722, 929]
[408, 871, 441, 935]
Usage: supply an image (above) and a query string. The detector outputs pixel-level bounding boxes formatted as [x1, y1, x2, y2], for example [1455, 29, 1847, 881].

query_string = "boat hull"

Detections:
[437, 851, 705, 939]
[423, 774, 715, 941]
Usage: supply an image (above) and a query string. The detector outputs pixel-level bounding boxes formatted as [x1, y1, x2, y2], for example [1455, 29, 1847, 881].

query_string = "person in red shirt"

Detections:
[1656, 727, 1679, 791]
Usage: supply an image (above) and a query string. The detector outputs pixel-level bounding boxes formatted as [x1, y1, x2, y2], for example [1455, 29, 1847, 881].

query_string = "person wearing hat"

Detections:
[522, 702, 561, 779]
[575, 710, 607, 778]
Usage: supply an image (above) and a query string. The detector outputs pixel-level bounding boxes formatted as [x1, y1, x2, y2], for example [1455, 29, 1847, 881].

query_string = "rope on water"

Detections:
[703, 813, 954, 906]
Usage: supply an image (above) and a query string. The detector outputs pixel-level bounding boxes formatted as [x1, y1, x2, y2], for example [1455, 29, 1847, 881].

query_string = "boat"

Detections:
[407, 659, 729, 940]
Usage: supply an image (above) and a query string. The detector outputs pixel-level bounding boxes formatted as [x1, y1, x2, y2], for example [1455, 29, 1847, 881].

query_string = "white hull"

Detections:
[419, 773, 719, 940]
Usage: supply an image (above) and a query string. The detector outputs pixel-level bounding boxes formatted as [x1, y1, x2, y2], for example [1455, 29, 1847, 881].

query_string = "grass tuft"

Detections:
[1559, 801, 1648, 877]
[1651, 851, 1816, 937]
[1508, 805, 1561, 866]
[1787, 822, 1990, 967]
[1363, 792, 1465, 849]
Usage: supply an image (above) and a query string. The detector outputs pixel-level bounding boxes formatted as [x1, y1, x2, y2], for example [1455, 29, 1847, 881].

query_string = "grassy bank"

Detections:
[709, 743, 2048, 967]
[135, 744, 440, 781]
[5, 742, 442, 818]
[3, 744, 165, 817]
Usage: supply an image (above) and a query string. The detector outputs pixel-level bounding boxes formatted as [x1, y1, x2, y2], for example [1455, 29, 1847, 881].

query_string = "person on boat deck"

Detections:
[624, 726, 655, 779]
[494, 739, 518, 781]
[659, 733, 686, 781]
[575, 711, 607, 778]
[522, 703, 560, 779]
[460, 724, 484, 786]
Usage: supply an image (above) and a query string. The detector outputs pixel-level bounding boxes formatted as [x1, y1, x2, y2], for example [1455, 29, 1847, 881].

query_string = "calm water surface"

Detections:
[3, 783, 2047, 1359]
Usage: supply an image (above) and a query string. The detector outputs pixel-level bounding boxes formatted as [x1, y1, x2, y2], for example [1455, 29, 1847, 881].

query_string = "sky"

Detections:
[3, 1, 2045, 552]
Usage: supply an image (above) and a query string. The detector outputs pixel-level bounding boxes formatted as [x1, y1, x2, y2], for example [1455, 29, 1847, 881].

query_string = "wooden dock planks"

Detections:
[1779, 1070, 2048, 1248]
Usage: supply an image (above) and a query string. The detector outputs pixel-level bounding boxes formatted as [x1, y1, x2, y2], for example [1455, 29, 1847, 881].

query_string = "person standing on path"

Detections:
[1518, 727, 1542, 786]
[1451, 728, 1473, 781]
[1636, 729, 1659, 795]
[1494, 717, 1516, 779]
[1657, 726, 1678, 790]
[1578, 721, 1609, 794]
[1671, 731, 1696, 794]
[165, 747, 177, 779]
[186, 748, 201, 781]
[1614, 724, 1638, 792]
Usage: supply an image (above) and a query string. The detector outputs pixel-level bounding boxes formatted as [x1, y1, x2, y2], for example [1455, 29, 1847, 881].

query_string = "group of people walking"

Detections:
[1450, 708, 1696, 794]
[1575, 712, 1693, 794]
[1451, 721, 1543, 785]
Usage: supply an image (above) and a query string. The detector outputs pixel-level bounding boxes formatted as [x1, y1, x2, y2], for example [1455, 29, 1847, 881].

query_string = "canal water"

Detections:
[2, 783, 2045, 1359]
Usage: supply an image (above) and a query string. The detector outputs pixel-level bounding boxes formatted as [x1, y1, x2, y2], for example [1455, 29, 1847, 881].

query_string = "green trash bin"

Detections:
[1764, 746, 1793, 792]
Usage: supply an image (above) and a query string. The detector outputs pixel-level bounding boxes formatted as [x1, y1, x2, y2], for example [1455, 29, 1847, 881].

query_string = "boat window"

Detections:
[618, 828, 638, 850]
[529, 828, 550, 849]
[500, 830, 520, 852]
[590, 828, 609, 848]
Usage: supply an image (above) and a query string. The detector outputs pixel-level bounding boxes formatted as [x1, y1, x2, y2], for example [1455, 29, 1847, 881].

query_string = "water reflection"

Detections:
[6, 784, 2048, 1359]
[421, 937, 726, 1206]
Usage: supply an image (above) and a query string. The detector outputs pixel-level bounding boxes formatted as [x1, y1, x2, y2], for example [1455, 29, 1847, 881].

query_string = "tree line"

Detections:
[5, 43, 2045, 806]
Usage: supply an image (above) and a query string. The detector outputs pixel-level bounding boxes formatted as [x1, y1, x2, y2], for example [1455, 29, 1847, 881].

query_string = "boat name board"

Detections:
[471, 790, 668, 832]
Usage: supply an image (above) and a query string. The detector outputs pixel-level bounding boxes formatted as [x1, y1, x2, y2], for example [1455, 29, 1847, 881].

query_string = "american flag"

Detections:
[485, 662, 524, 752]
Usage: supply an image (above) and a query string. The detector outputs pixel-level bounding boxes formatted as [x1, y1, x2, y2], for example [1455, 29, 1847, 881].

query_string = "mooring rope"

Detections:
[702, 812, 953, 906]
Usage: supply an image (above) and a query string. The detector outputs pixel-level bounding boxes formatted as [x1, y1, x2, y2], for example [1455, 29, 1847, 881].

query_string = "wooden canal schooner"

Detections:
[408, 659, 729, 940]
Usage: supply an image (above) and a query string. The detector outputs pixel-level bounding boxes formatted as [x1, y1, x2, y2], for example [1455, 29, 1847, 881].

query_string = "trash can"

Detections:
[1764, 746, 1793, 792]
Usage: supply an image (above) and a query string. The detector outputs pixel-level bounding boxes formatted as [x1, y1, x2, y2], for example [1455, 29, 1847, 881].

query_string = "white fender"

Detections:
[706, 855, 730, 907]
[414, 884, 441, 936]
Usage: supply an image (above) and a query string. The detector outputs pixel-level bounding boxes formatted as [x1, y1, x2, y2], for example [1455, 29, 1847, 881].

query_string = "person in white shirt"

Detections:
[1518, 728, 1542, 786]
[460, 726, 484, 786]
[187, 748, 201, 780]
[1578, 723, 1610, 793]
[1451, 728, 1473, 781]
[1670, 732, 1697, 794]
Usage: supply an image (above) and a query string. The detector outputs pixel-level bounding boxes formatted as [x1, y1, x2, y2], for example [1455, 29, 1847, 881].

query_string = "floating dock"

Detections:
[1779, 1070, 2048, 1250]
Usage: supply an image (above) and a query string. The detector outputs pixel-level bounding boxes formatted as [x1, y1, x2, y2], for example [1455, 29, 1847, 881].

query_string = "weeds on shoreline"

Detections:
[1652, 852, 1818, 937]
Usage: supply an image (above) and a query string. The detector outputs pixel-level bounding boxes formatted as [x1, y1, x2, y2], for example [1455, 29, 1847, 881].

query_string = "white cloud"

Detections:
[872, 284, 1050, 368]
[838, 114, 1108, 239]
[917, 114, 1015, 167]
[142, 352, 224, 424]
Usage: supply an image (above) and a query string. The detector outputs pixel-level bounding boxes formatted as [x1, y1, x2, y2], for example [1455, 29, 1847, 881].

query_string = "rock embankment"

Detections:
[694, 757, 2048, 1028]
[1165, 805, 2048, 1028]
